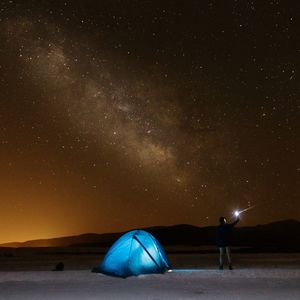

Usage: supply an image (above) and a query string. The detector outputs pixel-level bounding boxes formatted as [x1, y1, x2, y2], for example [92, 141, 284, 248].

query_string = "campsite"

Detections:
[1, 222, 300, 298]
[0, 246, 300, 299]
[1, 224, 300, 299]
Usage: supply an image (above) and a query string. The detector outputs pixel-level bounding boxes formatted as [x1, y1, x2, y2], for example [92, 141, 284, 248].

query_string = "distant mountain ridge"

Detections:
[1, 219, 300, 250]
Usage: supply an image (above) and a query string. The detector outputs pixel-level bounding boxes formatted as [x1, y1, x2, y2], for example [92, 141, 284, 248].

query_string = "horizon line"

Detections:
[0, 218, 299, 246]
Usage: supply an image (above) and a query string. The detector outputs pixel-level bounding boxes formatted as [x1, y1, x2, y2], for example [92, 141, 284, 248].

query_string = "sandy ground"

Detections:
[0, 269, 300, 300]
[0, 251, 299, 299]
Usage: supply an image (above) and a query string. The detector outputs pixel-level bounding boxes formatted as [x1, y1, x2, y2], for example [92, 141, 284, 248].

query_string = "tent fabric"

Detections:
[98, 230, 171, 277]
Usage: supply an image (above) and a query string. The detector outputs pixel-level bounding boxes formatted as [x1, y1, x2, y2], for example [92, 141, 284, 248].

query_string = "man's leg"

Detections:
[219, 247, 224, 269]
[225, 247, 233, 269]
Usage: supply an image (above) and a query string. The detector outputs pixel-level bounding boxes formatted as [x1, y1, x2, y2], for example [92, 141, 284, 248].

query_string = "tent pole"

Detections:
[133, 235, 160, 269]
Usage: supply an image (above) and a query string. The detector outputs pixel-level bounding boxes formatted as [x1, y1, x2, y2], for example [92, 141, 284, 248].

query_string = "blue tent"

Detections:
[97, 230, 171, 277]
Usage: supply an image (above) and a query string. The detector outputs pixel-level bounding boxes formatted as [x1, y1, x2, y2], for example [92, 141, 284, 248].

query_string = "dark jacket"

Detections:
[216, 218, 239, 247]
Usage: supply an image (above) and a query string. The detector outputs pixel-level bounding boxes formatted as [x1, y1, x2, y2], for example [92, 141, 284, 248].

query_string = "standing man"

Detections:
[216, 215, 239, 270]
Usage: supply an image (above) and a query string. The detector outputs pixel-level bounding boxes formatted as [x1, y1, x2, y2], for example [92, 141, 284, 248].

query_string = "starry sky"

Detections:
[0, 0, 299, 243]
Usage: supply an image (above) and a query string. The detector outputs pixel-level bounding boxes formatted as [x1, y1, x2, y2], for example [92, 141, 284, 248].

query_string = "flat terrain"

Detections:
[0, 249, 299, 299]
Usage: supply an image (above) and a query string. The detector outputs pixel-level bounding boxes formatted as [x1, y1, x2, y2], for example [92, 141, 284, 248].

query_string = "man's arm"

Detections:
[231, 217, 240, 227]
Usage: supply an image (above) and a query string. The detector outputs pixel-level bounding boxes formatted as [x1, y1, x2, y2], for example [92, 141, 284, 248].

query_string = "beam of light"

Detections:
[233, 205, 256, 217]
[170, 269, 207, 273]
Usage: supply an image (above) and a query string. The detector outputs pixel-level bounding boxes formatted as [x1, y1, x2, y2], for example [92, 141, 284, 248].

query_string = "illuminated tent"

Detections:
[96, 230, 171, 277]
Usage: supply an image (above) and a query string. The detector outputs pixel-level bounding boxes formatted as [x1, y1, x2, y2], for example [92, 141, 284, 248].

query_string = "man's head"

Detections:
[219, 217, 227, 224]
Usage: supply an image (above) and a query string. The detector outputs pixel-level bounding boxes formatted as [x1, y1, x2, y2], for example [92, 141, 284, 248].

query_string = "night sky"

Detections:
[0, 0, 299, 243]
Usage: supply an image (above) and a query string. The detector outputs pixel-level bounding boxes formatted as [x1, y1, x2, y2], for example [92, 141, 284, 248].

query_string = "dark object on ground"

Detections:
[91, 267, 99, 273]
[52, 262, 64, 271]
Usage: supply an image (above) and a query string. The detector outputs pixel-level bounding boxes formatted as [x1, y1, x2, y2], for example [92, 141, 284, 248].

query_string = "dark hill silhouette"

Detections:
[0, 233, 119, 248]
[1, 219, 300, 251]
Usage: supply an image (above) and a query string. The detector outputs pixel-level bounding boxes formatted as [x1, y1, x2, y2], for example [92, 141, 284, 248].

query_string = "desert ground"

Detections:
[0, 248, 299, 299]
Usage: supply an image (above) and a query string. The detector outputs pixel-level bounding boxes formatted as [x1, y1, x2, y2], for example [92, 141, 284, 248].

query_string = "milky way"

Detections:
[0, 0, 299, 243]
